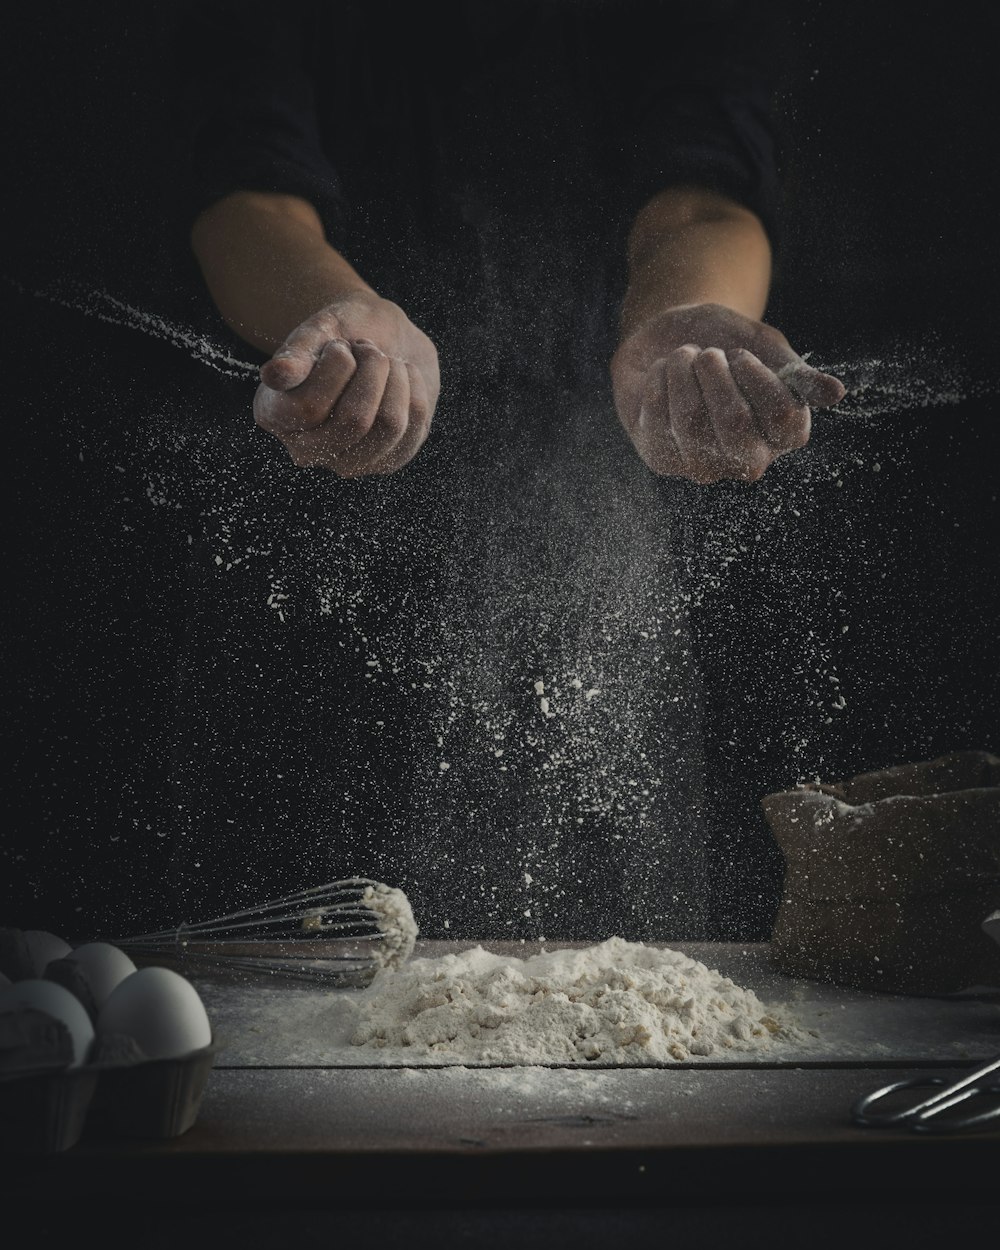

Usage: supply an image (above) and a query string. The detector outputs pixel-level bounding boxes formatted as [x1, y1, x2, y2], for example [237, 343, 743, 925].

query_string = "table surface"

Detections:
[8, 942, 1000, 1205]
[199, 940, 1000, 1068]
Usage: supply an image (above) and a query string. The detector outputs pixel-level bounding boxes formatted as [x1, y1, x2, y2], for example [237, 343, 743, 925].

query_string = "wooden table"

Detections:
[7, 943, 999, 1246]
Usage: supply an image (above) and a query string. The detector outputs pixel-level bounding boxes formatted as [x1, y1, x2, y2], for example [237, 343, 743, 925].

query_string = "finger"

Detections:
[665, 344, 722, 483]
[375, 362, 433, 475]
[254, 337, 356, 434]
[693, 347, 771, 480]
[279, 340, 392, 469]
[259, 317, 340, 391]
[775, 361, 846, 408]
[324, 339, 392, 449]
[728, 349, 811, 450]
[634, 358, 683, 475]
[328, 357, 411, 478]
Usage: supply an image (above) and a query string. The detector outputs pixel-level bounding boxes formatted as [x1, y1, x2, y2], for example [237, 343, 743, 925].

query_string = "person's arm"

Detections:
[191, 191, 374, 354]
[611, 185, 845, 484]
[175, 1, 439, 478]
[190, 190, 439, 478]
[620, 185, 771, 333]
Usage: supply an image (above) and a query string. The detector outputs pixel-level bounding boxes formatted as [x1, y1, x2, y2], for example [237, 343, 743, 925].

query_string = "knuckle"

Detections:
[760, 323, 790, 350]
[672, 344, 700, 363]
[778, 417, 811, 449]
[319, 343, 356, 380]
[322, 338, 355, 367]
[352, 339, 388, 361]
[727, 348, 757, 376]
[331, 402, 377, 443]
[741, 448, 773, 481]
[696, 346, 727, 368]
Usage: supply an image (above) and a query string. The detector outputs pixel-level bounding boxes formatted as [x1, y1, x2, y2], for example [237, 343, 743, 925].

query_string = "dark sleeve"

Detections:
[172, 0, 346, 241]
[610, 0, 782, 242]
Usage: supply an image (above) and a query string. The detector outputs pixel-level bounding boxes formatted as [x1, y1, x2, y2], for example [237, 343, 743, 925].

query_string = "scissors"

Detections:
[852, 1055, 1000, 1133]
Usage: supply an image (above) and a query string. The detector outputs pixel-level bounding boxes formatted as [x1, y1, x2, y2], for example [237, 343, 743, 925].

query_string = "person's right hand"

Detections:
[253, 292, 440, 477]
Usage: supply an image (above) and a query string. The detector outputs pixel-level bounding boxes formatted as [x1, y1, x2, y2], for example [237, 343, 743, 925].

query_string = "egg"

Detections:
[97, 967, 212, 1060]
[47, 943, 137, 1011]
[23, 930, 72, 976]
[0, 978, 95, 1066]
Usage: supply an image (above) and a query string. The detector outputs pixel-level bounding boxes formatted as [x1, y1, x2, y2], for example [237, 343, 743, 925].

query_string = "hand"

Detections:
[253, 292, 440, 477]
[611, 303, 846, 484]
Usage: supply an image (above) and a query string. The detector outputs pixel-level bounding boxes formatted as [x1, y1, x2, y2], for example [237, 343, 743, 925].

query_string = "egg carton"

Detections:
[0, 1032, 217, 1153]
[0, 930, 217, 1154]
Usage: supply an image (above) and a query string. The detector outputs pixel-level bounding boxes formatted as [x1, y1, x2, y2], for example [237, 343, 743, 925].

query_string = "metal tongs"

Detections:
[852, 1055, 1000, 1134]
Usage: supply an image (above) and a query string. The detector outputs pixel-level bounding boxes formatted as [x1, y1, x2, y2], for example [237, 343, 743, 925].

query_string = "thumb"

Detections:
[258, 317, 343, 392]
[259, 350, 315, 392]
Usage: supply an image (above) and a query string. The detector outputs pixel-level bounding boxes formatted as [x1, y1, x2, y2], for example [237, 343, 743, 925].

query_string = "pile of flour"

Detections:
[350, 937, 811, 1063]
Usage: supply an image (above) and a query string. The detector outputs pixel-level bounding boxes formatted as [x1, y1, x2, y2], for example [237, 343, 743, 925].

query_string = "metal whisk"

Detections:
[109, 878, 417, 987]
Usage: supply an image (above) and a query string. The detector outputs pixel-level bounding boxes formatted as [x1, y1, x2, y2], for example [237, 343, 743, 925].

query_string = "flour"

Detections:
[362, 883, 419, 969]
[8, 277, 258, 380]
[350, 937, 812, 1063]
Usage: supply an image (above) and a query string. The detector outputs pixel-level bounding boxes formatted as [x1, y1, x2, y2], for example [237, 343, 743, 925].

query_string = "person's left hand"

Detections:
[611, 302, 846, 484]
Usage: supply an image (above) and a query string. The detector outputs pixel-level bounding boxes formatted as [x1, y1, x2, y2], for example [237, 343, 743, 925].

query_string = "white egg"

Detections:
[0, 978, 95, 1066]
[23, 930, 72, 976]
[97, 967, 212, 1060]
[51, 943, 137, 1010]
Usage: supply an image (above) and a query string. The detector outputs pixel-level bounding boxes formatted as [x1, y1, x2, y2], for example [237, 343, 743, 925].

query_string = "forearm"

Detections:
[190, 191, 375, 354]
[620, 186, 772, 336]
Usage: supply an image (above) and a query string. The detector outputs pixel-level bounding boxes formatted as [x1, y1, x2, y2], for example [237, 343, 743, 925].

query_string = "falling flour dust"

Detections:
[10, 275, 996, 937]
[349, 937, 814, 1063]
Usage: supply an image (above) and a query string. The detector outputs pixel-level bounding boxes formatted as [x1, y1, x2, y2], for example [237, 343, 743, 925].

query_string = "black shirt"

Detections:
[174, 0, 781, 326]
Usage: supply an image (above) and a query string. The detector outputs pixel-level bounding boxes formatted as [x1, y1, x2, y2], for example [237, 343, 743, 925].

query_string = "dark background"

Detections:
[2, 1, 998, 942]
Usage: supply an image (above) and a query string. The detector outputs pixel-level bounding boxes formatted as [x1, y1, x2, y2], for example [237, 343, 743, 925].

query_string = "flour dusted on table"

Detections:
[350, 938, 812, 1063]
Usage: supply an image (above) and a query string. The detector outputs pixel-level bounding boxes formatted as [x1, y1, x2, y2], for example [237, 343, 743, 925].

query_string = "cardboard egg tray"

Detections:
[0, 988, 217, 1153]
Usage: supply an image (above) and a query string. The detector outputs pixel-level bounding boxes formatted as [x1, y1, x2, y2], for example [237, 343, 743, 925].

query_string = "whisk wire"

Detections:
[116, 879, 381, 946]
[105, 877, 410, 986]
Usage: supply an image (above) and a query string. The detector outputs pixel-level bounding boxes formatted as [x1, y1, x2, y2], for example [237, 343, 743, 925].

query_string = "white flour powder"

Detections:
[350, 938, 812, 1063]
[363, 883, 419, 969]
